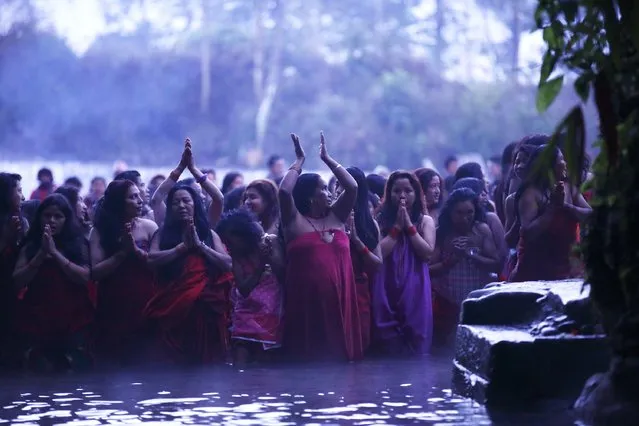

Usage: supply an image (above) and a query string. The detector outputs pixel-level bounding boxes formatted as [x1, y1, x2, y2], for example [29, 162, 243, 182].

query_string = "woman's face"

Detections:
[555, 151, 567, 181]
[451, 200, 475, 232]
[76, 196, 89, 224]
[244, 187, 266, 216]
[91, 179, 106, 197]
[391, 178, 416, 208]
[513, 151, 529, 178]
[11, 181, 24, 212]
[424, 176, 441, 206]
[313, 178, 332, 211]
[171, 189, 195, 221]
[124, 185, 143, 219]
[41, 205, 66, 236]
[231, 175, 244, 191]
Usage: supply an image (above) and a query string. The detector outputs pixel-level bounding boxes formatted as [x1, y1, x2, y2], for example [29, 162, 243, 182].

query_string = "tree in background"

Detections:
[535, 1, 639, 424]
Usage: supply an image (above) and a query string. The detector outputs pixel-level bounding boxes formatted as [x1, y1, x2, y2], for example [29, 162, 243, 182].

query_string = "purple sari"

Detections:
[372, 235, 433, 354]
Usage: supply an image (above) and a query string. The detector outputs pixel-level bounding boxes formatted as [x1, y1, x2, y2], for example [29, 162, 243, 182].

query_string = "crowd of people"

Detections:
[0, 132, 592, 372]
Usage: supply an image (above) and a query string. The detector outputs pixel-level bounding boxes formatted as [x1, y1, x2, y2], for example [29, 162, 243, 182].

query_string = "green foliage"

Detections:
[535, 0, 639, 335]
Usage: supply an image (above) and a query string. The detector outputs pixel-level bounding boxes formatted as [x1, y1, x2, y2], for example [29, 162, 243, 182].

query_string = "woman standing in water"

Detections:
[279, 132, 363, 361]
[374, 171, 436, 355]
[144, 183, 233, 364]
[90, 179, 158, 365]
[12, 194, 94, 371]
[217, 209, 284, 366]
[429, 188, 498, 343]
[335, 167, 382, 353]
[0, 173, 25, 368]
[510, 146, 591, 282]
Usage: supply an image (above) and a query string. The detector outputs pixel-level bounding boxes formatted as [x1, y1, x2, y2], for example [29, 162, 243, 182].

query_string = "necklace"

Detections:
[305, 216, 334, 244]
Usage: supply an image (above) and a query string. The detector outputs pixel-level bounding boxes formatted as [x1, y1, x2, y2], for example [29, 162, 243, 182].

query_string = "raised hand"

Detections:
[291, 133, 305, 163]
[122, 222, 137, 253]
[42, 225, 55, 255]
[319, 131, 329, 162]
[346, 212, 357, 240]
[259, 235, 274, 262]
[179, 138, 193, 169]
[191, 221, 202, 249]
[400, 201, 413, 228]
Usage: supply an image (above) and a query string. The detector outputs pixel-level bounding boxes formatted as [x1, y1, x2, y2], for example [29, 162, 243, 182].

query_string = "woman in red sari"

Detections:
[510, 146, 592, 282]
[12, 194, 94, 372]
[279, 132, 363, 361]
[90, 179, 158, 365]
[0, 173, 25, 368]
[145, 183, 233, 364]
[335, 167, 382, 353]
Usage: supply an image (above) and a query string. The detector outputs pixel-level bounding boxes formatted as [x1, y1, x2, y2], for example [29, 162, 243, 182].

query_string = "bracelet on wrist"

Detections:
[288, 166, 302, 175]
[196, 174, 208, 184]
[359, 246, 370, 255]
[407, 225, 418, 236]
[169, 171, 180, 182]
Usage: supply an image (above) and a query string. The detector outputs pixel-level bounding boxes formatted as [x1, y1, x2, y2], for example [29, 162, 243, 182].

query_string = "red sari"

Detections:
[510, 207, 578, 282]
[284, 230, 363, 361]
[351, 247, 372, 352]
[95, 246, 156, 362]
[14, 260, 95, 348]
[144, 254, 232, 364]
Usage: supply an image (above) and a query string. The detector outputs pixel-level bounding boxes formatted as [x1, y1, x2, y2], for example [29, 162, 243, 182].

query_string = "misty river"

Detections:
[0, 353, 578, 426]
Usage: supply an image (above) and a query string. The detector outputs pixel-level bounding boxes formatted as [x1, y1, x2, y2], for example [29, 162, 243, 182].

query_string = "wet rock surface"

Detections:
[452, 279, 609, 406]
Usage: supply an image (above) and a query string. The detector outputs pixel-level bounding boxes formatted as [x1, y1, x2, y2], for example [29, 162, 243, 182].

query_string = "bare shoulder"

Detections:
[138, 218, 159, 232]
[475, 222, 492, 237]
[419, 214, 435, 231]
[486, 212, 501, 225]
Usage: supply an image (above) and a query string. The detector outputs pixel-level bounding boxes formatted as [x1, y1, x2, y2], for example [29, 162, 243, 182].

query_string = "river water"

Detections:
[0, 353, 578, 426]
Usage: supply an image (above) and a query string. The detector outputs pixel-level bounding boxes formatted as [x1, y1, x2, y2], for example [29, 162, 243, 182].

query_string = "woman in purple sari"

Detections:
[373, 171, 436, 355]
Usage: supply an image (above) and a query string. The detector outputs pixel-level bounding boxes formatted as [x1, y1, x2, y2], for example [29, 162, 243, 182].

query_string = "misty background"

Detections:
[0, 0, 597, 189]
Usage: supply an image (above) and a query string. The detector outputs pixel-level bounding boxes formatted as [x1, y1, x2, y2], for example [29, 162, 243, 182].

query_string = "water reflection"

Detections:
[0, 357, 576, 425]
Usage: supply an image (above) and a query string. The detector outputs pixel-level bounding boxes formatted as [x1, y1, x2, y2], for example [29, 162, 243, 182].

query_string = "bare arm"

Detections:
[147, 231, 188, 268]
[89, 228, 128, 281]
[563, 186, 592, 222]
[467, 223, 499, 270]
[279, 134, 305, 227]
[50, 249, 90, 285]
[350, 223, 383, 271]
[486, 213, 508, 265]
[504, 194, 520, 248]
[189, 163, 224, 227]
[12, 246, 46, 289]
[150, 169, 181, 227]
[321, 133, 357, 223]
[408, 215, 436, 261]
[198, 231, 232, 272]
[232, 257, 265, 298]
[380, 230, 399, 258]
[519, 189, 555, 240]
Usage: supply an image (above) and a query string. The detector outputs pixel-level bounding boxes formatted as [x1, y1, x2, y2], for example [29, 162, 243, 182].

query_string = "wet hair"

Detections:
[520, 134, 550, 147]
[55, 185, 81, 212]
[158, 184, 213, 280]
[514, 145, 562, 222]
[344, 167, 379, 250]
[292, 173, 322, 216]
[224, 185, 246, 213]
[114, 170, 142, 183]
[377, 171, 425, 235]
[444, 155, 458, 170]
[437, 188, 485, 245]
[455, 162, 484, 182]
[415, 168, 443, 210]
[93, 180, 137, 257]
[0, 172, 21, 218]
[366, 174, 387, 199]
[64, 176, 82, 189]
[267, 155, 283, 168]
[244, 179, 279, 230]
[20, 199, 39, 225]
[23, 194, 85, 264]
[221, 171, 243, 195]
[37, 168, 53, 182]
[216, 208, 264, 252]
[452, 177, 486, 197]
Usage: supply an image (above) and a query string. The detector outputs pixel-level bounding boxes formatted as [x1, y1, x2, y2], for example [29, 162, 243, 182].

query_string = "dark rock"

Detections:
[452, 279, 609, 406]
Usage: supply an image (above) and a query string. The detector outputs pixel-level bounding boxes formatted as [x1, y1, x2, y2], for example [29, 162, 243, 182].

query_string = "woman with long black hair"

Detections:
[12, 194, 94, 371]
[335, 166, 382, 352]
[144, 183, 232, 364]
[90, 179, 158, 365]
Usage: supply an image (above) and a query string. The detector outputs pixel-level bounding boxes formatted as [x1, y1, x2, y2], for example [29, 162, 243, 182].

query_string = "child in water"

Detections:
[216, 208, 284, 366]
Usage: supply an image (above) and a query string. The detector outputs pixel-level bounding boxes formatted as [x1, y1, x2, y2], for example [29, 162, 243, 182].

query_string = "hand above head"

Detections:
[290, 133, 305, 165]
[179, 138, 193, 169]
[319, 131, 330, 162]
